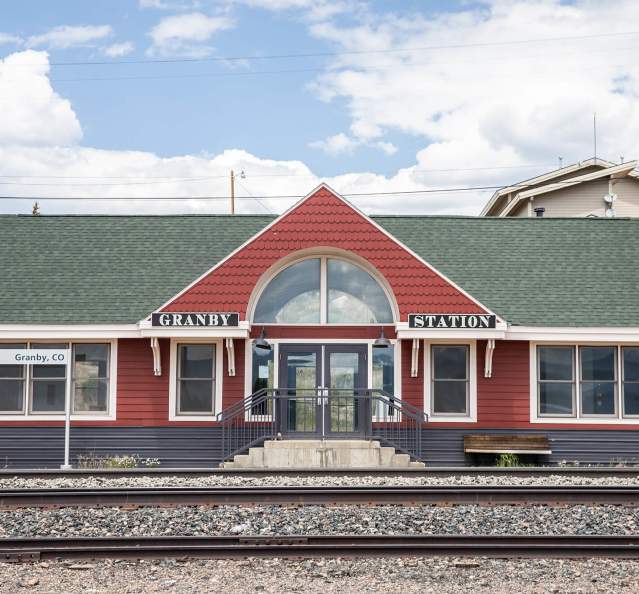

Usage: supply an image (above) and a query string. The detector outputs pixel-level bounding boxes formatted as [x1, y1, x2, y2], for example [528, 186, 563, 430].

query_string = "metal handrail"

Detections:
[217, 388, 428, 464]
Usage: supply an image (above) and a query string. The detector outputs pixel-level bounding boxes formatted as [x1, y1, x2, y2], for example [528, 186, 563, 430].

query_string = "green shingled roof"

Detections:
[0, 214, 637, 326]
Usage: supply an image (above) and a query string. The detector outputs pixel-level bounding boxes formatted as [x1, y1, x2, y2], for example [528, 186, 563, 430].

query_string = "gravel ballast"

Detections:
[2, 557, 639, 593]
[0, 504, 637, 537]
[2, 472, 639, 490]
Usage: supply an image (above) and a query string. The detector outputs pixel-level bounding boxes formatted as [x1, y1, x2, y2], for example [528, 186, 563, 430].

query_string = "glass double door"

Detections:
[278, 344, 368, 437]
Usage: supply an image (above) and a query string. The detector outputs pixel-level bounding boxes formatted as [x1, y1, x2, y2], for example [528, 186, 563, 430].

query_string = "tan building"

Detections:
[481, 158, 639, 217]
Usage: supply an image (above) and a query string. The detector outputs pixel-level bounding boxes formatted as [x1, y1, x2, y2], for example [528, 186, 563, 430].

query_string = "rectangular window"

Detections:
[431, 345, 469, 415]
[373, 347, 395, 417]
[177, 344, 215, 415]
[251, 342, 273, 416]
[30, 343, 68, 413]
[72, 343, 110, 414]
[537, 346, 575, 416]
[623, 347, 639, 416]
[580, 346, 616, 416]
[0, 343, 26, 413]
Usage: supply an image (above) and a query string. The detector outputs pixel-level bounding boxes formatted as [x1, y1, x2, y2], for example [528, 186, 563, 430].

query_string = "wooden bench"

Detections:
[463, 434, 551, 455]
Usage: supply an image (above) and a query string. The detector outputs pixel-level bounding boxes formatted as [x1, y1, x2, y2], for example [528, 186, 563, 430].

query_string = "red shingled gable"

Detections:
[161, 186, 489, 319]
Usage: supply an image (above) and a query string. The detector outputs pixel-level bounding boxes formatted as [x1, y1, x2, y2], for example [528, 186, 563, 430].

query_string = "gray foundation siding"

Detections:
[1, 427, 639, 468]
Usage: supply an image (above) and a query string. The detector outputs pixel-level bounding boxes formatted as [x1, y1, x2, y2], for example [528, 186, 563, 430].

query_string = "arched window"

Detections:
[253, 257, 394, 324]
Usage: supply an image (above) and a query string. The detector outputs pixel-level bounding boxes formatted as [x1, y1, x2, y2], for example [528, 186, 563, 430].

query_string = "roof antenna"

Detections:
[620, 155, 625, 163]
[558, 156, 563, 168]
[593, 112, 597, 164]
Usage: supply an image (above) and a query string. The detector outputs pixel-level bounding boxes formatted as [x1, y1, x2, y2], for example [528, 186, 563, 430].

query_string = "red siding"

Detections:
[162, 187, 487, 320]
[116, 338, 170, 426]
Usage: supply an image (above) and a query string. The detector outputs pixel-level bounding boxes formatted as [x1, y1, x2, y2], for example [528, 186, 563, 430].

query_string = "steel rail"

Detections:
[2, 485, 639, 509]
[2, 535, 639, 562]
[3, 467, 639, 478]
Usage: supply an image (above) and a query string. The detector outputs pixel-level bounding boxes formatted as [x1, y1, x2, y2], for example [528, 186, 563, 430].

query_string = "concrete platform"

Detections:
[222, 439, 425, 469]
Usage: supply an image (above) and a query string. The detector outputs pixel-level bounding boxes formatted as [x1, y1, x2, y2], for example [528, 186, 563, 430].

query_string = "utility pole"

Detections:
[230, 170, 235, 215]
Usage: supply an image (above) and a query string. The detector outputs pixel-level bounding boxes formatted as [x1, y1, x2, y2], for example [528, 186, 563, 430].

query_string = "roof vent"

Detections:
[533, 207, 545, 218]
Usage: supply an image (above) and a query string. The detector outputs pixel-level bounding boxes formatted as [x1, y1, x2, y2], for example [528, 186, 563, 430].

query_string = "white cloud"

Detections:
[310, 132, 397, 156]
[0, 51, 82, 146]
[307, 0, 639, 195]
[231, 0, 358, 21]
[310, 133, 358, 155]
[139, 0, 200, 9]
[102, 41, 135, 57]
[27, 25, 113, 49]
[0, 33, 22, 45]
[148, 12, 234, 56]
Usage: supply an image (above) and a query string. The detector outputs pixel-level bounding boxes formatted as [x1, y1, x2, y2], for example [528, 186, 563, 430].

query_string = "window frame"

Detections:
[536, 345, 576, 418]
[579, 345, 617, 418]
[169, 338, 223, 421]
[622, 346, 639, 418]
[71, 343, 112, 416]
[0, 343, 27, 415]
[251, 254, 397, 326]
[530, 342, 639, 424]
[28, 342, 69, 416]
[424, 340, 477, 422]
[0, 340, 117, 421]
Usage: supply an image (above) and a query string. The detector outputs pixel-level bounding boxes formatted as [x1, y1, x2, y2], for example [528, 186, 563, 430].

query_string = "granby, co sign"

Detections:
[408, 314, 496, 329]
[151, 312, 240, 327]
[0, 349, 69, 365]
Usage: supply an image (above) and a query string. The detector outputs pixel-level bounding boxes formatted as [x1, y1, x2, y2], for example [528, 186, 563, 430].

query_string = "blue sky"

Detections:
[0, 1, 638, 215]
[3, 0, 440, 176]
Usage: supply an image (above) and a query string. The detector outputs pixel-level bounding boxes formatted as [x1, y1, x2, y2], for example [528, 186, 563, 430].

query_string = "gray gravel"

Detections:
[2, 556, 639, 593]
[2, 472, 639, 490]
[0, 504, 636, 537]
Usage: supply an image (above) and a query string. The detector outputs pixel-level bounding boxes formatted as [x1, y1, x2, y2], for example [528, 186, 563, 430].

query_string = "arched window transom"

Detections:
[253, 257, 394, 324]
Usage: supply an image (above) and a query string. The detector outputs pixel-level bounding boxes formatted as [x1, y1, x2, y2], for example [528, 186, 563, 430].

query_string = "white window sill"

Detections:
[169, 414, 218, 422]
[428, 415, 477, 423]
[0, 414, 115, 421]
[530, 416, 639, 424]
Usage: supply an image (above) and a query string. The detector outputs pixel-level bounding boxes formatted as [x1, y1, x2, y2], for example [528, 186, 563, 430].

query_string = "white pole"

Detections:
[60, 349, 72, 470]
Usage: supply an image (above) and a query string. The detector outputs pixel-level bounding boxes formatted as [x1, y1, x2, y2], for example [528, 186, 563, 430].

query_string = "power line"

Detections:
[7, 30, 639, 68]
[0, 178, 630, 201]
[25, 44, 638, 84]
[0, 163, 573, 184]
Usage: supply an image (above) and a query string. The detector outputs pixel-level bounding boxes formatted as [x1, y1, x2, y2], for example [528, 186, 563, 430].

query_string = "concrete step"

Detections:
[264, 439, 381, 449]
[390, 453, 410, 467]
[223, 439, 425, 469]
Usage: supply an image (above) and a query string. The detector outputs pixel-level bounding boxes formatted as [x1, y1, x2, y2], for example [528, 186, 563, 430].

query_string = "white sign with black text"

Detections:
[0, 349, 69, 365]
[408, 314, 496, 329]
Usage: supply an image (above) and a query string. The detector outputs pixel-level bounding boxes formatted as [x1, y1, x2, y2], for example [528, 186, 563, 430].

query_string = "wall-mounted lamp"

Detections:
[254, 327, 272, 351]
[373, 327, 392, 349]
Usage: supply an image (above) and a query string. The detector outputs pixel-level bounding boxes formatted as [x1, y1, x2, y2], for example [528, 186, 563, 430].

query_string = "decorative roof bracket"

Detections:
[411, 338, 420, 377]
[150, 337, 161, 376]
[226, 338, 235, 376]
[484, 339, 495, 378]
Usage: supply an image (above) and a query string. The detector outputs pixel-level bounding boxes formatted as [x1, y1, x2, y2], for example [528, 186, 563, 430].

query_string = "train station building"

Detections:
[1, 184, 639, 468]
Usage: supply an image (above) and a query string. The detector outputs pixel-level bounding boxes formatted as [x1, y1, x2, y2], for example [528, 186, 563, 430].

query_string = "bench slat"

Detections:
[463, 434, 551, 454]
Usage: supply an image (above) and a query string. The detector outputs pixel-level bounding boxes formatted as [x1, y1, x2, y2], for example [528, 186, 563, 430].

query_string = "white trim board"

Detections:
[0, 325, 139, 339]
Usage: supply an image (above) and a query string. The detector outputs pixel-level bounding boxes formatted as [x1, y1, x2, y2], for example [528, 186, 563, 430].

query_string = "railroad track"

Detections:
[3, 466, 639, 478]
[2, 485, 639, 508]
[2, 534, 639, 561]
